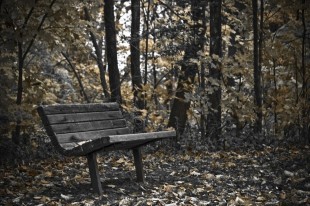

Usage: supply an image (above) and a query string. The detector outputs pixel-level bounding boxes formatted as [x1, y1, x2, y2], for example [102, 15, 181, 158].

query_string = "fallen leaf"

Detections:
[61, 194, 73, 200]
[44, 171, 53, 177]
[284, 170, 294, 177]
[163, 184, 175, 193]
[116, 157, 126, 164]
[256, 196, 266, 201]
[202, 173, 215, 180]
[33, 196, 42, 200]
[190, 170, 201, 176]
[279, 191, 286, 199]
[235, 196, 245, 204]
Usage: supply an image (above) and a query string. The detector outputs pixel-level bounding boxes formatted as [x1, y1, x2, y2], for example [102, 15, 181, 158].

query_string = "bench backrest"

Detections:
[37, 102, 130, 154]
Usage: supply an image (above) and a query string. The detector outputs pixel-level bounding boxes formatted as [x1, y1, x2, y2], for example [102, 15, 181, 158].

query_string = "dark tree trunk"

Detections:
[84, 7, 110, 100]
[144, 0, 151, 85]
[130, 0, 144, 109]
[168, 46, 198, 134]
[252, 0, 263, 133]
[259, 0, 264, 133]
[152, 4, 158, 107]
[168, 0, 207, 134]
[12, 0, 56, 144]
[206, 0, 222, 140]
[12, 43, 24, 144]
[300, 0, 309, 142]
[104, 0, 122, 103]
[199, 1, 208, 140]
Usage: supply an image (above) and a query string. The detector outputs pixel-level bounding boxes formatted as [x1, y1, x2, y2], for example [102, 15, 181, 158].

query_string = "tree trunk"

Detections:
[168, 0, 207, 134]
[12, 43, 24, 145]
[199, 1, 208, 140]
[130, 0, 144, 109]
[300, 0, 309, 143]
[206, 0, 222, 140]
[259, 0, 264, 134]
[252, 0, 263, 133]
[152, 4, 158, 107]
[12, 0, 57, 144]
[144, 0, 151, 85]
[104, 0, 122, 103]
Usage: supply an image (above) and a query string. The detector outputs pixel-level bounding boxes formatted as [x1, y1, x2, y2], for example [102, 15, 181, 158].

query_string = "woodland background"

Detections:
[0, 0, 310, 205]
[0, 0, 309, 152]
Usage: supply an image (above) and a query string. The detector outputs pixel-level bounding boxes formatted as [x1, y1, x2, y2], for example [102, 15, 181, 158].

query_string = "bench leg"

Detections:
[132, 147, 144, 182]
[86, 153, 103, 195]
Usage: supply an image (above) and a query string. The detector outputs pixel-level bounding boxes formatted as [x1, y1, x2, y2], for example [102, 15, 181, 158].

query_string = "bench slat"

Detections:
[46, 111, 123, 124]
[50, 119, 127, 134]
[40, 103, 120, 115]
[109, 130, 176, 143]
[56, 127, 130, 143]
[60, 142, 80, 150]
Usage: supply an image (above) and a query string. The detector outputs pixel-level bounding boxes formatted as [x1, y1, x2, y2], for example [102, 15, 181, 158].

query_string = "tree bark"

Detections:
[168, 0, 207, 134]
[300, 0, 309, 142]
[252, 0, 263, 133]
[12, 43, 24, 144]
[130, 0, 144, 109]
[152, 4, 158, 107]
[104, 0, 122, 103]
[144, 0, 151, 85]
[206, 0, 222, 140]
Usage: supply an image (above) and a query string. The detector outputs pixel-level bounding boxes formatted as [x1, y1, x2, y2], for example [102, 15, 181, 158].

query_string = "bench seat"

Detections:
[59, 130, 176, 156]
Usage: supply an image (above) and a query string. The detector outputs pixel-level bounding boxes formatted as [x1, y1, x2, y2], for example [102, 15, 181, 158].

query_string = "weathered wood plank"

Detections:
[60, 142, 80, 150]
[35, 121, 67, 155]
[46, 111, 123, 124]
[80, 137, 112, 155]
[60, 142, 84, 156]
[50, 119, 127, 134]
[100, 140, 146, 151]
[40, 102, 120, 115]
[60, 137, 113, 156]
[108, 130, 176, 143]
[56, 127, 130, 143]
[86, 153, 103, 195]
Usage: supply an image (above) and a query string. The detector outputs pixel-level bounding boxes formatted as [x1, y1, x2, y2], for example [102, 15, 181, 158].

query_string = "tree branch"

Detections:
[84, 6, 110, 99]
[61, 52, 90, 103]
[22, 0, 57, 61]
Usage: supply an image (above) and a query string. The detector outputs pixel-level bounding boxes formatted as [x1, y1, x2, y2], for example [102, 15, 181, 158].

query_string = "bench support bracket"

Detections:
[86, 153, 103, 195]
[133, 147, 144, 182]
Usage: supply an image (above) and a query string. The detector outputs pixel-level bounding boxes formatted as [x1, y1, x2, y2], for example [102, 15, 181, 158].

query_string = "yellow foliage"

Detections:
[140, 39, 155, 51]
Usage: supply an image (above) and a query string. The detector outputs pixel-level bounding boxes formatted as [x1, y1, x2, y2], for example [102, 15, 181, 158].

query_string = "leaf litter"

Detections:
[0, 145, 309, 205]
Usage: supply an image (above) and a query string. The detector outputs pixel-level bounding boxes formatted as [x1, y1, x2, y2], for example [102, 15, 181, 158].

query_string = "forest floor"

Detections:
[0, 137, 309, 206]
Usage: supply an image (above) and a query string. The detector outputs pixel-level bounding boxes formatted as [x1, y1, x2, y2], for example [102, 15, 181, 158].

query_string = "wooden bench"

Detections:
[37, 102, 176, 195]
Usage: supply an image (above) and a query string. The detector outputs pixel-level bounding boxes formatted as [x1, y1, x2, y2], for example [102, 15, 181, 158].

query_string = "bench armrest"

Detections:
[108, 130, 176, 143]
